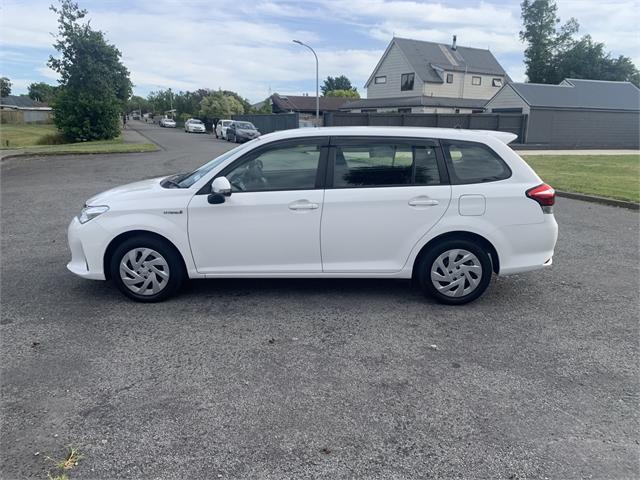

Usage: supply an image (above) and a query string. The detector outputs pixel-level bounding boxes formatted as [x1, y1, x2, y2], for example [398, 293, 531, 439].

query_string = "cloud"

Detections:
[1, 0, 638, 100]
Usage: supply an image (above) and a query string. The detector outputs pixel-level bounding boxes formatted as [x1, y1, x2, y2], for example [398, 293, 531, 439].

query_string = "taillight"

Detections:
[526, 183, 555, 212]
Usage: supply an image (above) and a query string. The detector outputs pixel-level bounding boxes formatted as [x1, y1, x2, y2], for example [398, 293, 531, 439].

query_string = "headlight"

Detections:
[78, 205, 109, 224]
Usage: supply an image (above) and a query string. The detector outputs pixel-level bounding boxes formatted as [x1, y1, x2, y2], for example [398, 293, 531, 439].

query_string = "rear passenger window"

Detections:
[333, 143, 441, 187]
[442, 141, 511, 184]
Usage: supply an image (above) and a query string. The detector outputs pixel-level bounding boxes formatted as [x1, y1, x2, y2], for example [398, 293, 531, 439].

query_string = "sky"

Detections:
[1, 0, 639, 103]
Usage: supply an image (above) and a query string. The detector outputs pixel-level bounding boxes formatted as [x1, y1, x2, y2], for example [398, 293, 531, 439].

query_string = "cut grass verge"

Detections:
[0, 124, 59, 148]
[4, 141, 157, 155]
[523, 154, 640, 203]
[0, 124, 156, 155]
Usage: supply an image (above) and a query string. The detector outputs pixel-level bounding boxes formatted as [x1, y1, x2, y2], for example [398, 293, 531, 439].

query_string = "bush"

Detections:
[35, 132, 67, 145]
[53, 89, 122, 142]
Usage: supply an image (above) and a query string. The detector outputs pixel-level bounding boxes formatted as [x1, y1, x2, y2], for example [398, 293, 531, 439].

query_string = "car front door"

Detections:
[321, 137, 451, 273]
[187, 138, 329, 274]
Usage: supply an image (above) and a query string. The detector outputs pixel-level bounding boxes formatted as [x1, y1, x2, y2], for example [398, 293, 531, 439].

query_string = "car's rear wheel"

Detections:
[416, 239, 492, 305]
[110, 235, 185, 302]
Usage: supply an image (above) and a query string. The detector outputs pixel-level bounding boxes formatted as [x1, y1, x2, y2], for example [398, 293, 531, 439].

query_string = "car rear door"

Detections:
[320, 137, 451, 273]
[187, 138, 329, 274]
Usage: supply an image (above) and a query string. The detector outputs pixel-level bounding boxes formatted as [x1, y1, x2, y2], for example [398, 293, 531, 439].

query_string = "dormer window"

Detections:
[374, 76, 387, 84]
[446, 73, 454, 83]
[401, 73, 415, 91]
[492, 78, 503, 87]
[472, 76, 481, 86]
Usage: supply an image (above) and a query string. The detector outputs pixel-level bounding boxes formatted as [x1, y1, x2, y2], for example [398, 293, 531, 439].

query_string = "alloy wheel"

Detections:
[430, 249, 482, 298]
[119, 248, 170, 296]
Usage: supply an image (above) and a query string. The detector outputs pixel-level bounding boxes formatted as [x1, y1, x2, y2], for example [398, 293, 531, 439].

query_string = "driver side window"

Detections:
[226, 143, 322, 192]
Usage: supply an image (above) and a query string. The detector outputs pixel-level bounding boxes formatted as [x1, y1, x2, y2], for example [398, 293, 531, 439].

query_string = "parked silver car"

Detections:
[185, 118, 206, 133]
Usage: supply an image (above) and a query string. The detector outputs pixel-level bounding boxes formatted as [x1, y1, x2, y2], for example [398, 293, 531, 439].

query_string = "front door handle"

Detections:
[288, 200, 319, 210]
[408, 196, 439, 207]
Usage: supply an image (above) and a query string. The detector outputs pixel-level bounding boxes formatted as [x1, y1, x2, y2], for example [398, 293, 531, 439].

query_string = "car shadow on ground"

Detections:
[67, 274, 527, 309]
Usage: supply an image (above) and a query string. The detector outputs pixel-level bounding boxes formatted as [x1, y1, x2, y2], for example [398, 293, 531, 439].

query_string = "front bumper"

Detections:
[238, 134, 258, 142]
[67, 217, 107, 280]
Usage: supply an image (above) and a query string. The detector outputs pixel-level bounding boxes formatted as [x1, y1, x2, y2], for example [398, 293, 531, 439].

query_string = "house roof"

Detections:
[504, 78, 640, 111]
[0, 95, 51, 110]
[271, 93, 348, 112]
[342, 95, 487, 110]
[366, 37, 510, 87]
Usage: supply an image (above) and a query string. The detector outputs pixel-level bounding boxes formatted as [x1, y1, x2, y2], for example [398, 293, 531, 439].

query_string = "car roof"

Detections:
[256, 126, 517, 144]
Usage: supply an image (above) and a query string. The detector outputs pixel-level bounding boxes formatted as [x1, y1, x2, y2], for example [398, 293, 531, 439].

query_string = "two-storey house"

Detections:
[343, 36, 510, 114]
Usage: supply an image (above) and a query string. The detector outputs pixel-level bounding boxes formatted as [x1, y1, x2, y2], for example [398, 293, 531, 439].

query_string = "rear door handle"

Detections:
[408, 197, 439, 207]
[288, 200, 319, 210]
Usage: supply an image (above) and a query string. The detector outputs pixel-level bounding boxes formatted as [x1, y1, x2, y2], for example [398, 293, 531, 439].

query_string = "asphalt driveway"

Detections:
[1, 123, 638, 479]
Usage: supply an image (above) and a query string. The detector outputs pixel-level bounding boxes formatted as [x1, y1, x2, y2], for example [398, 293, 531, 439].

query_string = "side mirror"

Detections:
[212, 176, 232, 196]
[208, 176, 231, 203]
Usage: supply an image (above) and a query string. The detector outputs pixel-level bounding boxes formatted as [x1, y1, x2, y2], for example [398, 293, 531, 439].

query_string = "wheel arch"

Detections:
[412, 230, 500, 279]
[103, 230, 188, 280]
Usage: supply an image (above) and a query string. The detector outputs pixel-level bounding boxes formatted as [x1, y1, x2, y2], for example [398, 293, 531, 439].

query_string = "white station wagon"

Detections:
[67, 127, 558, 304]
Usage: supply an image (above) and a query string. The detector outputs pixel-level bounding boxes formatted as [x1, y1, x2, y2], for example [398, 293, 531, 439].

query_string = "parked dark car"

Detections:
[227, 121, 260, 143]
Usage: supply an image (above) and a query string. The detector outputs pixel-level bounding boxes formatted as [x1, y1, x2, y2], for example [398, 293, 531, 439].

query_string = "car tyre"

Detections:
[416, 239, 492, 305]
[110, 234, 185, 303]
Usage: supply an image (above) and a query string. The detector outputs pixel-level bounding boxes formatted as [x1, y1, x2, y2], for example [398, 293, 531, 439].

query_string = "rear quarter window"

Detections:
[442, 141, 511, 184]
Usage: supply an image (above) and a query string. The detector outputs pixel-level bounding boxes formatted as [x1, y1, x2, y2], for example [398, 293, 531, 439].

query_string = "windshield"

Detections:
[191, 119, 203, 124]
[176, 139, 260, 188]
[222, 121, 231, 126]
[236, 122, 255, 130]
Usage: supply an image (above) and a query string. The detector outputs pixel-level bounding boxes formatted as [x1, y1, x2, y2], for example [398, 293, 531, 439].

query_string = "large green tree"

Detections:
[28, 82, 58, 103]
[324, 89, 360, 99]
[251, 97, 272, 114]
[321, 75, 357, 96]
[520, 0, 578, 83]
[48, 0, 132, 141]
[554, 35, 640, 86]
[199, 91, 245, 120]
[0, 77, 11, 97]
[520, 0, 639, 86]
[126, 95, 151, 114]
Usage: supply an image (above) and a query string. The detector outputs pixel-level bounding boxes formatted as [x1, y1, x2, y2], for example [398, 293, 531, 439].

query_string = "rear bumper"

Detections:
[496, 214, 558, 275]
[67, 217, 107, 280]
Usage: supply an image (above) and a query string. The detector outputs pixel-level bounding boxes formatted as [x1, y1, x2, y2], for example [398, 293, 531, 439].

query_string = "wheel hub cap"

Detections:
[119, 248, 170, 296]
[430, 249, 482, 298]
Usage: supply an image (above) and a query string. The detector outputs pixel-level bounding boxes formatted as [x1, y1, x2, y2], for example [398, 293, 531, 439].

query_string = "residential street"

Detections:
[1, 122, 638, 479]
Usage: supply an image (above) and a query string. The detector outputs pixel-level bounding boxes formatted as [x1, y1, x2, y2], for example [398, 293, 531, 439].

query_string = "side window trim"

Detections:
[196, 137, 330, 194]
[326, 136, 448, 189]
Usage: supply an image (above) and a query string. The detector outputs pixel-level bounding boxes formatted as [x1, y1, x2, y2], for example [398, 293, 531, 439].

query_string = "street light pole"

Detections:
[293, 40, 319, 125]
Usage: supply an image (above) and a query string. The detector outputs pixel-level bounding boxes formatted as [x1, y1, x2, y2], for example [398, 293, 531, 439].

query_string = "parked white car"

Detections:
[159, 117, 176, 128]
[67, 127, 558, 304]
[185, 118, 206, 133]
[215, 119, 232, 139]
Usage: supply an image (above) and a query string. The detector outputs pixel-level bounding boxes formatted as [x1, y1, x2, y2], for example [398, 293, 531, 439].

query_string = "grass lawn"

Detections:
[0, 124, 156, 154]
[0, 124, 58, 148]
[524, 154, 640, 203]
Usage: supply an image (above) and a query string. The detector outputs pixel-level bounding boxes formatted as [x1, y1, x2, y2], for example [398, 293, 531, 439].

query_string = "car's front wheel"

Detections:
[416, 239, 492, 305]
[110, 235, 185, 302]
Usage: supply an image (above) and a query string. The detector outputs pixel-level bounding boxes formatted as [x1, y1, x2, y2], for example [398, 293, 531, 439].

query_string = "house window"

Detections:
[446, 73, 454, 84]
[374, 76, 387, 84]
[472, 76, 482, 86]
[398, 108, 412, 113]
[401, 73, 415, 91]
[492, 78, 503, 87]
[362, 108, 377, 113]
